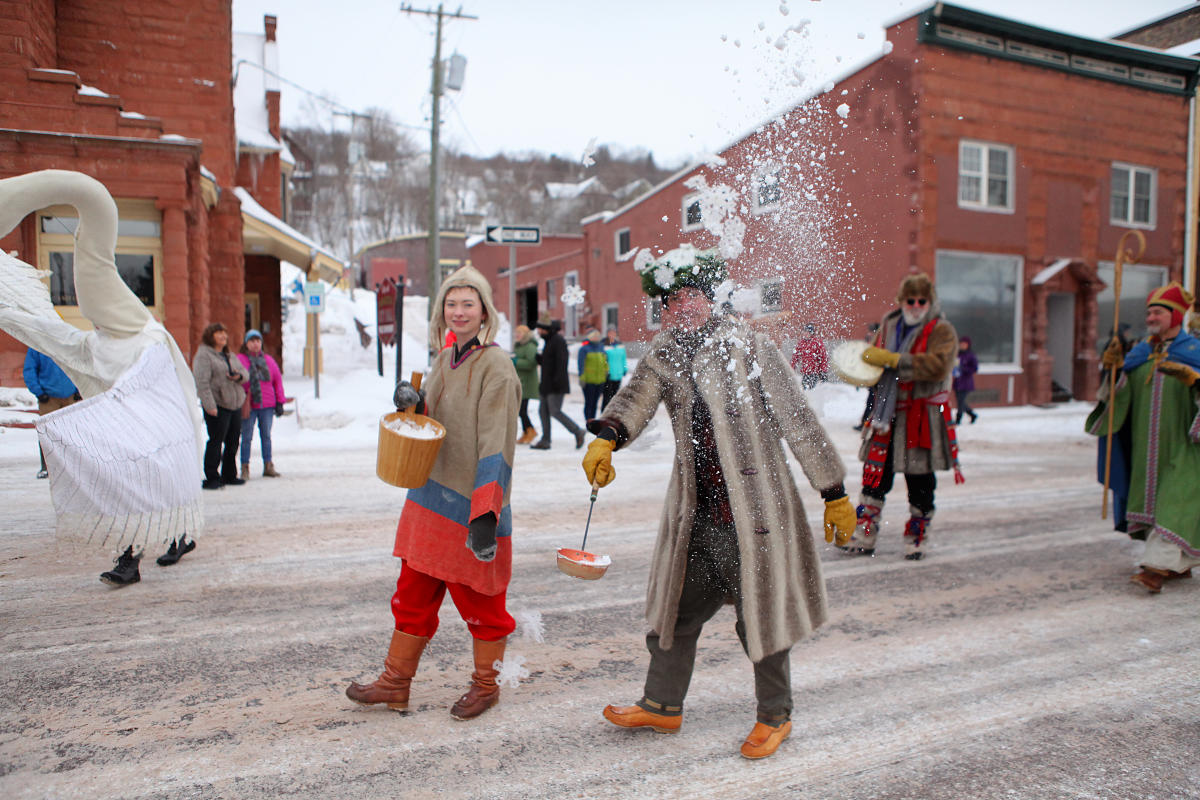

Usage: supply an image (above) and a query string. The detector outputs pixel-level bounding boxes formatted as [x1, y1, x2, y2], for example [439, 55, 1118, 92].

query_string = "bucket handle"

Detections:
[403, 371, 424, 419]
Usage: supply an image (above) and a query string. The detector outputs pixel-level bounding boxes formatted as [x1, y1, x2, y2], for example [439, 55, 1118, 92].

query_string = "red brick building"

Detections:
[471, 3, 1199, 406]
[356, 232, 469, 297]
[0, 2, 343, 385]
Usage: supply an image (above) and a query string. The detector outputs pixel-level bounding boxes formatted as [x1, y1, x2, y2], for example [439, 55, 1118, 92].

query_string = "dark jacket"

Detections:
[537, 325, 570, 395]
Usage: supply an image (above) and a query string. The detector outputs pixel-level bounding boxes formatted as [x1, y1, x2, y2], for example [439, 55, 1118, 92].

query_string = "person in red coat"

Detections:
[790, 324, 829, 390]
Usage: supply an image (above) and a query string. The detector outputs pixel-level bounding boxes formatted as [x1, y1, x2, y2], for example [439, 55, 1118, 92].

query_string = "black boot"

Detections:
[156, 534, 196, 567]
[100, 547, 141, 587]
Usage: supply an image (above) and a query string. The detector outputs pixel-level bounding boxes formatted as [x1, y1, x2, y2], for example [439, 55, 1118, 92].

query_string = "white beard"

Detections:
[902, 307, 927, 327]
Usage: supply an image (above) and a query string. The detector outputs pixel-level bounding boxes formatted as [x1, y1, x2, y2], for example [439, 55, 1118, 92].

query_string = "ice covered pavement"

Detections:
[1, 376, 1199, 799]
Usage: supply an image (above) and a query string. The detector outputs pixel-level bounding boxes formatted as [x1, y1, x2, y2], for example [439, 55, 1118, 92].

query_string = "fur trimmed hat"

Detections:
[896, 272, 937, 303]
[639, 245, 728, 303]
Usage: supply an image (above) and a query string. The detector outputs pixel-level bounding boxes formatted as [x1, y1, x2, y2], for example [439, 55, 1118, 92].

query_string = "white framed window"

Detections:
[681, 193, 703, 232]
[758, 278, 784, 313]
[614, 227, 633, 260]
[646, 297, 662, 330]
[38, 201, 163, 324]
[1110, 163, 1156, 228]
[958, 140, 1014, 213]
[935, 250, 1023, 368]
[751, 165, 783, 215]
[1097, 261, 1167, 344]
[602, 303, 619, 334]
[546, 278, 557, 309]
[563, 271, 579, 339]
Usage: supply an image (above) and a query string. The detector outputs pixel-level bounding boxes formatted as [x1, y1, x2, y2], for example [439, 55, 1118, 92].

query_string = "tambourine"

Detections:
[830, 340, 884, 387]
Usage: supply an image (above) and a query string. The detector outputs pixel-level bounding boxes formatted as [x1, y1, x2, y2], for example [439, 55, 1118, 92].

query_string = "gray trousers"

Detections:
[537, 392, 582, 441]
[638, 517, 792, 724]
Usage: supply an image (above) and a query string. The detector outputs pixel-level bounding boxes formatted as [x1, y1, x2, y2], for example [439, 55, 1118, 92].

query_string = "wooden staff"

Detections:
[1102, 229, 1146, 519]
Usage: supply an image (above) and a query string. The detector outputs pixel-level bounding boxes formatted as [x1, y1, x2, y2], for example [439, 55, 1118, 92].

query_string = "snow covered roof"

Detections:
[545, 176, 607, 200]
[1166, 37, 1200, 57]
[235, 186, 346, 281]
[232, 30, 282, 154]
[1032, 259, 1072, 285]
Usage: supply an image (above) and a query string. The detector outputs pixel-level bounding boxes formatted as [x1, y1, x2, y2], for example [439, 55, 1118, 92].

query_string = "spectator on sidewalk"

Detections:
[511, 324, 539, 444]
[789, 324, 829, 391]
[953, 336, 979, 425]
[577, 327, 608, 421]
[531, 315, 584, 450]
[22, 348, 80, 479]
[236, 329, 288, 480]
[601, 327, 627, 411]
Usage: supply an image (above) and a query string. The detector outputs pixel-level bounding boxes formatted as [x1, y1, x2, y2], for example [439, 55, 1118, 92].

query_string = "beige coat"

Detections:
[859, 305, 958, 473]
[192, 343, 248, 412]
[600, 315, 845, 662]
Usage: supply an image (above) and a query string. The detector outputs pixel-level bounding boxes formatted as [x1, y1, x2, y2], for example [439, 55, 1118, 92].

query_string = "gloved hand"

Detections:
[823, 496, 857, 547]
[466, 513, 498, 562]
[393, 380, 425, 411]
[582, 437, 616, 487]
[274, 403, 285, 416]
[36, 393, 49, 404]
[1158, 360, 1199, 387]
[861, 346, 900, 369]
[1101, 337, 1125, 371]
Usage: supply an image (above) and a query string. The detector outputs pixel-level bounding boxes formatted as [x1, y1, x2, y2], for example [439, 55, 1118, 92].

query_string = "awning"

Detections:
[234, 187, 346, 284]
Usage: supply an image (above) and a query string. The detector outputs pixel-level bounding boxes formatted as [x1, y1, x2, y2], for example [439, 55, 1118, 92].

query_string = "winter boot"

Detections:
[100, 546, 142, 587]
[530, 439, 551, 450]
[346, 630, 429, 710]
[904, 506, 932, 560]
[450, 637, 506, 720]
[156, 534, 196, 567]
[517, 427, 537, 445]
[263, 462, 280, 477]
[240, 463, 250, 481]
[840, 496, 883, 555]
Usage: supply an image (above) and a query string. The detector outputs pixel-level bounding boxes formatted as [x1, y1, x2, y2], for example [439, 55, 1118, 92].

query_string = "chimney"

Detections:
[264, 15, 280, 139]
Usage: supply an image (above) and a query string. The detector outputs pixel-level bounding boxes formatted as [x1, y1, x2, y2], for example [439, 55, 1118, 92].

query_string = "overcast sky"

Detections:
[231, 0, 1190, 167]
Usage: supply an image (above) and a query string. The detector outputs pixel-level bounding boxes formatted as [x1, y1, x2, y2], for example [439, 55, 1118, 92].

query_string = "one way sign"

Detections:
[485, 225, 541, 246]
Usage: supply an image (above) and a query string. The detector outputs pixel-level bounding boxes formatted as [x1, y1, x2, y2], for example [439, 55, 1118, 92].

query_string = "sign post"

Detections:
[376, 278, 397, 377]
[484, 225, 541, 334]
[304, 280, 326, 399]
[395, 278, 405, 385]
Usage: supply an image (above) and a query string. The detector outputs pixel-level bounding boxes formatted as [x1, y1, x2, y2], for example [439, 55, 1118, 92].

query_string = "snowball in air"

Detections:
[836, 103, 850, 119]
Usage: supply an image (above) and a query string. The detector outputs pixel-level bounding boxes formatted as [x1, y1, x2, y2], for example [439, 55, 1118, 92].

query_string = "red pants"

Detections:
[391, 561, 515, 642]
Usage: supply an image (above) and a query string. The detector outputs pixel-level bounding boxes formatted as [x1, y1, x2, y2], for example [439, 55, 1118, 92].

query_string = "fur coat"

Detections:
[598, 315, 845, 662]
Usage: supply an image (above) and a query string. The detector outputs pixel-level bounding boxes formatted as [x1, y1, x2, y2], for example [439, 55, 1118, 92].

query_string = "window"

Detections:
[614, 228, 632, 259]
[546, 279, 557, 309]
[681, 193, 702, 232]
[602, 303, 619, 335]
[752, 166, 782, 214]
[958, 140, 1014, 212]
[646, 297, 662, 330]
[38, 202, 163, 313]
[1096, 261, 1167, 344]
[759, 278, 783, 313]
[936, 250, 1023, 366]
[1110, 163, 1156, 228]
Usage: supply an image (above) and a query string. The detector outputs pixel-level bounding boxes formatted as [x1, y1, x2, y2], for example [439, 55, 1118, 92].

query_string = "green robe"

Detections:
[1087, 358, 1200, 556]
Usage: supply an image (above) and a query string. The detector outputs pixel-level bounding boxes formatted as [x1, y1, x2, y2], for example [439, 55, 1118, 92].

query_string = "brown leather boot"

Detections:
[240, 464, 250, 481]
[450, 637, 506, 720]
[517, 427, 537, 445]
[263, 462, 280, 477]
[346, 630, 428, 710]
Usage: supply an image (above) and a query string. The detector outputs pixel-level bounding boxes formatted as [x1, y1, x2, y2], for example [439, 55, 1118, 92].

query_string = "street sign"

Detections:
[304, 281, 326, 314]
[485, 225, 541, 246]
[376, 278, 397, 346]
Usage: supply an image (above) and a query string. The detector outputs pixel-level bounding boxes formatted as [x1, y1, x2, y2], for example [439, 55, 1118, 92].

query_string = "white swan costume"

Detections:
[0, 170, 204, 553]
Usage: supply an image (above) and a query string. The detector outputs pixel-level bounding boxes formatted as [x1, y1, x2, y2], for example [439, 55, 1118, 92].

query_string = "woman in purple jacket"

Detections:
[953, 336, 979, 425]
[237, 329, 288, 479]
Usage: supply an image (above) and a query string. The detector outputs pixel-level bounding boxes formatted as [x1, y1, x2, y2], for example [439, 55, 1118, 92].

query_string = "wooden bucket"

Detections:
[377, 410, 446, 488]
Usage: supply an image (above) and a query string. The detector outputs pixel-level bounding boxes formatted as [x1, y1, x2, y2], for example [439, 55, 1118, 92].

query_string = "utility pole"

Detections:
[400, 3, 477, 318]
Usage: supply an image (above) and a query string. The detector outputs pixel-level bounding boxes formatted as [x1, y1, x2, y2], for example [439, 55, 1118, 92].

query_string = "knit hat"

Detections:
[1147, 281, 1194, 328]
[245, 329, 263, 342]
[585, 328, 601, 340]
[639, 244, 727, 303]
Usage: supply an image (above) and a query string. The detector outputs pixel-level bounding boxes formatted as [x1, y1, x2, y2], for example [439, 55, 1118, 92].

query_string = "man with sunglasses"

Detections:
[844, 272, 961, 560]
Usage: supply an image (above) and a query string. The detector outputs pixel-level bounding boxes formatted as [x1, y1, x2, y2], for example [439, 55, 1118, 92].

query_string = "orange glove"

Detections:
[1100, 337, 1125, 371]
[582, 438, 616, 487]
[861, 346, 900, 369]
[1158, 360, 1199, 387]
[823, 496, 857, 547]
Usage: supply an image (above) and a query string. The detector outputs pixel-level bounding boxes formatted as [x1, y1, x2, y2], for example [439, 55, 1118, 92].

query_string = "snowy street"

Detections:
[1, 376, 1198, 799]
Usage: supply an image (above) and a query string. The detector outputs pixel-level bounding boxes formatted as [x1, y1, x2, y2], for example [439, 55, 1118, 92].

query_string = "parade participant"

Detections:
[511, 324, 539, 444]
[789, 323, 829, 390]
[953, 336, 979, 425]
[581, 245, 855, 760]
[845, 272, 961, 560]
[22, 348, 80, 479]
[1087, 282, 1200, 593]
[530, 315, 585, 450]
[577, 327, 608, 421]
[346, 265, 521, 720]
[236, 329, 288, 480]
[601, 327, 627, 411]
[0, 170, 204, 588]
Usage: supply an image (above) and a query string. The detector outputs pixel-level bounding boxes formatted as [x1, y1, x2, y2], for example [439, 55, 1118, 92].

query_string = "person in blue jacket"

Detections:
[22, 348, 80, 479]
[601, 327, 627, 411]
